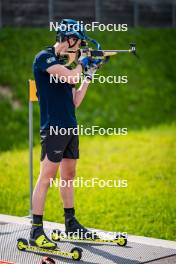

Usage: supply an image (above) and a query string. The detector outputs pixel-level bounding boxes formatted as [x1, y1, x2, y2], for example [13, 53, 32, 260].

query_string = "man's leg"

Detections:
[59, 158, 76, 209]
[32, 155, 59, 214]
[59, 158, 98, 239]
[30, 155, 59, 249]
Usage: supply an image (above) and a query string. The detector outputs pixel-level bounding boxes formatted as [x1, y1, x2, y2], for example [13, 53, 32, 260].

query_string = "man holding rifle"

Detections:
[31, 19, 101, 249]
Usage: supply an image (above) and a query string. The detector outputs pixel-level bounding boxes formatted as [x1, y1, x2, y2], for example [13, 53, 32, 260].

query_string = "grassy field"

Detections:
[0, 28, 176, 150]
[0, 124, 176, 240]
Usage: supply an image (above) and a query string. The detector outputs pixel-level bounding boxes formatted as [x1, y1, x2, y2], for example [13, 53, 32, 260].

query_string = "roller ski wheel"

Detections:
[41, 256, 55, 264]
[16, 238, 83, 261]
[115, 234, 127, 246]
[17, 238, 28, 251]
[51, 229, 61, 241]
[71, 247, 82, 261]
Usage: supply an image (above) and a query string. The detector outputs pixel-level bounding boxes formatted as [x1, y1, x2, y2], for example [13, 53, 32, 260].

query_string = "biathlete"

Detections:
[30, 19, 102, 249]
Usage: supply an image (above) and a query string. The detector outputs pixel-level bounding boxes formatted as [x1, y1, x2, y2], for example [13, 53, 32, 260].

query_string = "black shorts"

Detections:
[40, 129, 79, 163]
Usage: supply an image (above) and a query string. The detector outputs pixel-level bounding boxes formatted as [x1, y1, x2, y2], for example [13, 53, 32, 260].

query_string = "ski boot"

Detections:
[29, 224, 57, 250]
[64, 211, 98, 240]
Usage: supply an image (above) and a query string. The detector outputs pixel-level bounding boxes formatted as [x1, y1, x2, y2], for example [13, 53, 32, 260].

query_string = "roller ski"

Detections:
[17, 238, 82, 261]
[51, 229, 127, 247]
[52, 210, 127, 246]
[17, 224, 83, 261]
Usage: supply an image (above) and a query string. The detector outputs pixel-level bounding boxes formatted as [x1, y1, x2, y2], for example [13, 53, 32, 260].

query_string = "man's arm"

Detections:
[72, 79, 91, 108]
[47, 64, 82, 85]
[47, 56, 94, 85]
[73, 65, 100, 108]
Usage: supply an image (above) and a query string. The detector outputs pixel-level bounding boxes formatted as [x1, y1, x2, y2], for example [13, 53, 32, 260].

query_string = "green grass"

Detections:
[0, 28, 176, 150]
[0, 124, 176, 240]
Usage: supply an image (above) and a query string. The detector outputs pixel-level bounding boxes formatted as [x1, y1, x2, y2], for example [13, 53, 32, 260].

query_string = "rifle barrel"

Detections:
[102, 50, 132, 52]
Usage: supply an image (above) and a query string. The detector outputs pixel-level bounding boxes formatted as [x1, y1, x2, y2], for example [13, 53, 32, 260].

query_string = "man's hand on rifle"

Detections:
[78, 56, 92, 71]
[83, 59, 104, 81]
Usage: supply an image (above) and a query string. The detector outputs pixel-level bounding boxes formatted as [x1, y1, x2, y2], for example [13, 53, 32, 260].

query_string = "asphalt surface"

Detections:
[0, 221, 176, 264]
[143, 255, 176, 264]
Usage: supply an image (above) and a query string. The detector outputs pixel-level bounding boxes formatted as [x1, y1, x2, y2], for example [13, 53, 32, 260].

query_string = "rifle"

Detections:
[59, 38, 138, 66]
